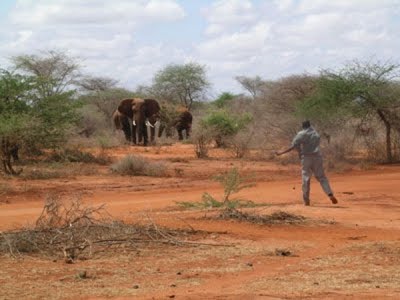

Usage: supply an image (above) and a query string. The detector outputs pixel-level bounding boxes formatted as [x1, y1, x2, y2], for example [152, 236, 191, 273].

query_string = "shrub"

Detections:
[47, 147, 111, 165]
[110, 155, 167, 176]
[191, 121, 213, 158]
[176, 167, 258, 209]
[200, 109, 252, 147]
[227, 131, 253, 158]
[0, 195, 195, 259]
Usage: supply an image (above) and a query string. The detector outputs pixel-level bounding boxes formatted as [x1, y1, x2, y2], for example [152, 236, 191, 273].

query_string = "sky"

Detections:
[0, 0, 399, 97]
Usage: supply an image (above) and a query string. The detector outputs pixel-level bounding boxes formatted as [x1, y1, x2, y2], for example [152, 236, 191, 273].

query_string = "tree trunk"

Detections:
[377, 109, 392, 163]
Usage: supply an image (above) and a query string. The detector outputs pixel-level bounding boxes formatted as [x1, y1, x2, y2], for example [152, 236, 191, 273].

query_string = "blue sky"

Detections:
[0, 0, 399, 97]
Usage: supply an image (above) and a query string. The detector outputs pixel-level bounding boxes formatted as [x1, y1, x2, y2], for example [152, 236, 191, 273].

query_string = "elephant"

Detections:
[114, 98, 161, 146]
[159, 109, 193, 140]
[175, 110, 193, 140]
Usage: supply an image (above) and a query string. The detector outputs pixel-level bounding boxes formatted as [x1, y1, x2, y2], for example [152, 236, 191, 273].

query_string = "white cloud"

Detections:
[197, 22, 271, 60]
[195, 0, 400, 93]
[0, 0, 399, 95]
[203, 0, 257, 35]
[0, 0, 187, 88]
[10, 0, 185, 27]
[297, 0, 399, 14]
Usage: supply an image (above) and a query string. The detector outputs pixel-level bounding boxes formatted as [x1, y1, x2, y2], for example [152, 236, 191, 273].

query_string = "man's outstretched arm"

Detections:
[275, 145, 295, 156]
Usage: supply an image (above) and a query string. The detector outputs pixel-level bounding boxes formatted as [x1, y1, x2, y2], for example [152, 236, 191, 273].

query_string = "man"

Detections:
[275, 120, 338, 206]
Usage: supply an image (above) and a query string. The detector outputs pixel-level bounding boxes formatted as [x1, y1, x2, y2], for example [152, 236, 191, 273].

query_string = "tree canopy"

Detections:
[152, 62, 210, 110]
[299, 60, 400, 162]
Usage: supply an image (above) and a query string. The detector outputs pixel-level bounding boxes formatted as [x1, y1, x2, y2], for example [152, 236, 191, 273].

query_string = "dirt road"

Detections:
[1, 145, 400, 299]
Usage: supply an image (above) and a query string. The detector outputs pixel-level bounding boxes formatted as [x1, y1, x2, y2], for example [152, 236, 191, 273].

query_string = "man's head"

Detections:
[302, 120, 311, 129]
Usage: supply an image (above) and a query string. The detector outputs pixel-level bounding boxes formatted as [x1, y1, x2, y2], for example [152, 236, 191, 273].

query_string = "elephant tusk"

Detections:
[155, 120, 160, 127]
[132, 120, 136, 126]
[145, 120, 154, 128]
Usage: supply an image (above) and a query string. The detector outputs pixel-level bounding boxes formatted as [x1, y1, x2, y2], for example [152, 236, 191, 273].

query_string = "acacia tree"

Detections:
[300, 60, 400, 162]
[78, 75, 133, 119]
[12, 50, 81, 98]
[235, 75, 264, 99]
[152, 62, 210, 110]
[9, 51, 82, 150]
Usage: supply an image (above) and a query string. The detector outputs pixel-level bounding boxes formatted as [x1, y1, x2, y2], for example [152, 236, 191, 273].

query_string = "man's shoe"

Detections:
[329, 194, 338, 204]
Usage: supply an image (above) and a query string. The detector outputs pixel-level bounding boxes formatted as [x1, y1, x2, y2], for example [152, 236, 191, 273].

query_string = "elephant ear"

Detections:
[112, 110, 122, 129]
[118, 99, 135, 119]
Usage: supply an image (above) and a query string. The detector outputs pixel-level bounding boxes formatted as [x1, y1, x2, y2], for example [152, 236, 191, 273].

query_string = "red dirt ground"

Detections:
[1, 144, 400, 299]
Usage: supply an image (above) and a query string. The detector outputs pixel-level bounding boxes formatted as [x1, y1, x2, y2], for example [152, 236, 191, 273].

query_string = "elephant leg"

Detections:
[166, 127, 173, 138]
[122, 118, 133, 143]
[158, 124, 165, 138]
[150, 127, 156, 143]
[6, 160, 16, 175]
[177, 128, 184, 140]
[137, 123, 147, 146]
[132, 125, 137, 144]
[2, 160, 9, 174]
[11, 145, 19, 161]
[123, 128, 131, 142]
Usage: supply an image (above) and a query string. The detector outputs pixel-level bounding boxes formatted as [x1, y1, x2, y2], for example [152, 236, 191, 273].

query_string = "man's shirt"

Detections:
[292, 127, 321, 156]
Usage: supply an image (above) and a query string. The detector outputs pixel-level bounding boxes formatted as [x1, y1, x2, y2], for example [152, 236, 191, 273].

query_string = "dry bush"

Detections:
[155, 135, 175, 146]
[47, 147, 112, 165]
[68, 128, 126, 149]
[0, 195, 197, 260]
[110, 154, 167, 177]
[226, 130, 254, 158]
[20, 168, 66, 180]
[191, 123, 213, 158]
[218, 209, 306, 225]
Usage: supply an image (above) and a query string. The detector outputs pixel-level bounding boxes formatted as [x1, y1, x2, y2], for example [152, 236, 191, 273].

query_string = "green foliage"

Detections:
[0, 113, 29, 137]
[0, 69, 32, 114]
[0, 52, 82, 154]
[176, 167, 258, 209]
[213, 167, 256, 203]
[299, 60, 400, 121]
[298, 60, 400, 162]
[32, 92, 81, 148]
[200, 109, 252, 146]
[212, 92, 235, 108]
[152, 62, 210, 108]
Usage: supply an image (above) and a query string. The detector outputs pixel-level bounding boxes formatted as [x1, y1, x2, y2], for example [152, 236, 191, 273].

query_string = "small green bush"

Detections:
[200, 110, 252, 147]
[176, 167, 259, 209]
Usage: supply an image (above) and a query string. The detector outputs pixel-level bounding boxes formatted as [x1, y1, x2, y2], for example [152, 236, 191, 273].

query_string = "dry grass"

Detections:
[110, 154, 167, 177]
[47, 147, 112, 165]
[217, 209, 307, 225]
